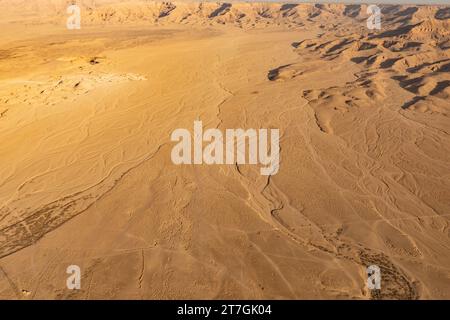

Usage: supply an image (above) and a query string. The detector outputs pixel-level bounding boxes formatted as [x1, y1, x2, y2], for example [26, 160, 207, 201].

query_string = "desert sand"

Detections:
[0, 1, 449, 299]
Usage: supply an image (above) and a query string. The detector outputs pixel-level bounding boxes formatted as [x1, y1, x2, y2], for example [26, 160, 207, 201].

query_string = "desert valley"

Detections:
[0, 0, 449, 299]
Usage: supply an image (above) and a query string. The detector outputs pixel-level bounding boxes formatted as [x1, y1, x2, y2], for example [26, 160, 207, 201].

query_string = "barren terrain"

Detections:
[0, 1, 449, 299]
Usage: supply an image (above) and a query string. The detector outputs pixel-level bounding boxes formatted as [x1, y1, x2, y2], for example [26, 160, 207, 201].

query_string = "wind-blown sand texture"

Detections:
[0, 1, 449, 299]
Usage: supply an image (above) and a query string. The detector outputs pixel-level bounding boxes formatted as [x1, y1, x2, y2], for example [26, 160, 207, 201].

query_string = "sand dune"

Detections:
[0, 1, 449, 299]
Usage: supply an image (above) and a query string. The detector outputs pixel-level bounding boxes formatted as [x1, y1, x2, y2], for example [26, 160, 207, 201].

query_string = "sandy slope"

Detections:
[0, 1, 449, 299]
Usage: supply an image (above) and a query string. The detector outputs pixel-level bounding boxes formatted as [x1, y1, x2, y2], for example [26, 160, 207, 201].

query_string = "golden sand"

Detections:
[0, 1, 449, 299]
